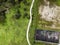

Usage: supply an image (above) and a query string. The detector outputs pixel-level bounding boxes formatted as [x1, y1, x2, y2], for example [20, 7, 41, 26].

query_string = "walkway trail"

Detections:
[26, 0, 35, 45]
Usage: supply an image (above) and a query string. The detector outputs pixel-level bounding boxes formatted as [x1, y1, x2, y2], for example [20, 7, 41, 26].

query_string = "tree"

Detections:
[23, 13, 30, 19]
[24, 8, 27, 11]
[23, 0, 27, 4]
[23, 13, 28, 18]
[0, 0, 7, 3]
[18, 0, 22, 3]
[0, 0, 7, 5]
[14, 10, 21, 19]
[0, 10, 6, 23]
[8, 0, 16, 5]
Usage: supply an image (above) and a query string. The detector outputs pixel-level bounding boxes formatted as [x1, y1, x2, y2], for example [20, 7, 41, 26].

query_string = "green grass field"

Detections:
[0, 0, 32, 45]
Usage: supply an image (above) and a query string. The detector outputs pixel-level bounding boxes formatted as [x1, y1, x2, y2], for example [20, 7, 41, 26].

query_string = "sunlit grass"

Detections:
[0, 0, 32, 45]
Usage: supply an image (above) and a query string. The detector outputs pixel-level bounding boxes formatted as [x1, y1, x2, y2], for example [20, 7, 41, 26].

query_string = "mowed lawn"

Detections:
[0, 0, 32, 45]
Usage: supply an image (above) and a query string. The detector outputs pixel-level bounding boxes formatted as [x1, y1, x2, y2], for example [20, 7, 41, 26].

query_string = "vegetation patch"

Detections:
[0, 0, 32, 45]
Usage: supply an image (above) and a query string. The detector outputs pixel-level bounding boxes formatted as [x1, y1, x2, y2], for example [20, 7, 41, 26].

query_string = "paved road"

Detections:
[26, 0, 35, 45]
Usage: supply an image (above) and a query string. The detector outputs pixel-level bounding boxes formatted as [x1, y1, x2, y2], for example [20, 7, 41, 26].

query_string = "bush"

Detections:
[14, 10, 21, 19]
[8, 0, 16, 5]
[0, 10, 6, 23]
